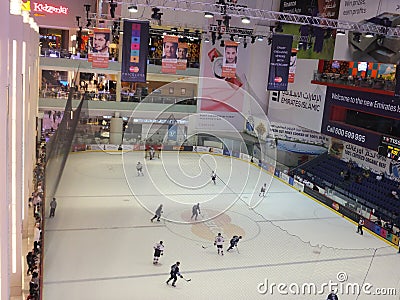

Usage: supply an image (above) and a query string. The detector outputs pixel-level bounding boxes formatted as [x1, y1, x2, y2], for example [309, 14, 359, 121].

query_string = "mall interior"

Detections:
[1, 0, 400, 299]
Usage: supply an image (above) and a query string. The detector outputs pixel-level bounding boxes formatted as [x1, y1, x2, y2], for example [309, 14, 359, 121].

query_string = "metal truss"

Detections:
[117, 0, 400, 38]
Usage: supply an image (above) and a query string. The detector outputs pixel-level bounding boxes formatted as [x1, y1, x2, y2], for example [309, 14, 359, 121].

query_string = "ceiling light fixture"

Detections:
[128, 5, 138, 13]
[204, 12, 214, 18]
[257, 36, 263, 41]
[241, 17, 250, 24]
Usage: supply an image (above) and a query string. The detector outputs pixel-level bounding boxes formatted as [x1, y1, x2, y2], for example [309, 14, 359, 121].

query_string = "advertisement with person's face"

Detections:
[92, 28, 111, 68]
[224, 45, 238, 65]
[222, 41, 239, 78]
[162, 35, 179, 73]
[177, 43, 188, 70]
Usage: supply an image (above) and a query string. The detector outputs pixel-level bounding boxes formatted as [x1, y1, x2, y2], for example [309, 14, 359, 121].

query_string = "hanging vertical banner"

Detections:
[92, 28, 111, 68]
[222, 41, 238, 78]
[168, 124, 178, 141]
[288, 48, 297, 83]
[162, 35, 178, 74]
[121, 20, 149, 82]
[177, 43, 188, 70]
[267, 34, 293, 91]
[395, 65, 400, 98]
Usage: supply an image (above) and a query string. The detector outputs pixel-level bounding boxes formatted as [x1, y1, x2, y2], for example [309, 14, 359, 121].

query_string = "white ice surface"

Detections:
[42, 152, 400, 300]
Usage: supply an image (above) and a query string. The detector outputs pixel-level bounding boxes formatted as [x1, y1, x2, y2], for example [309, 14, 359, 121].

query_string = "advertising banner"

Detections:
[92, 28, 110, 68]
[395, 65, 400, 97]
[222, 41, 239, 78]
[288, 49, 297, 83]
[121, 20, 149, 82]
[268, 59, 327, 133]
[167, 124, 178, 141]
[329, 139, 400, 182]
[162, 35, 178, 74]
[177, 42, 188, 70]
[267, 34, 293, 91]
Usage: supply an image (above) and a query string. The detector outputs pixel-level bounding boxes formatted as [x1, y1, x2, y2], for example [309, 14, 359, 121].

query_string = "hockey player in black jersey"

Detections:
[227, 235, 242, 252]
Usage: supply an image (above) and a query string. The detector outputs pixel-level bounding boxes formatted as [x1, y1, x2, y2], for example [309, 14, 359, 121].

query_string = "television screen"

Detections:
[358, 62, 368, 72]
[59, 80, 68, 86]
[331, 60, 340, 69]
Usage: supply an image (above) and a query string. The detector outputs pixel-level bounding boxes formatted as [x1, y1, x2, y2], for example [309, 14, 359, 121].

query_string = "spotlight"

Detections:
[267, 37, 272, 45]
[223, 15, 231, 28]
[257, 36, 263, 42]
[84, 4, 91, 13]
[230, 34, 234, 41]
[128, 5, 138, 13]
[241, 17, 250, 24]
[336, 29, 345, 35]
[211, 31, 216, 45]
[365, 32, 374, 38]
[243, 39, 248, 48]
[353, 32, 361, 43]
[204, 12, 214, 18]
[251, 36, 256, 44]
[151, 7, 162, 20]
[86, 18, 92, 28]
[109, 0, 117, 18]
[204, 36, 210, 43]
[275, 22, 283, 32]
[171, 27, 178, 32]
[220, 40, 225, 47]
[75, 16, 81, 27]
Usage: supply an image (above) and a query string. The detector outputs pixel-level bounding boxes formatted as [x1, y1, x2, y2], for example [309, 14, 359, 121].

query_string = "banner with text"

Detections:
[121, 20, 149, 82]
[395, 64, 400, 97]
[267, 34, 293, 91]
[330, 139, 400, 182]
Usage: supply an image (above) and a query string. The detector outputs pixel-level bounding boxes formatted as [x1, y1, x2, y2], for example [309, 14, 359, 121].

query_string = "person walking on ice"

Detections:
[191, 203, 201, 221]
[259, 183, 267, 197]
[357, 217, 364, 235]
[227, 235, 242, 252]
[153, 241, 164, 264]
[151, 204, 163, 222]
[211, 171, 217, 185]
[136, 161, 144, 176]
[214, 233, 224, 255]
[166, 261, 184, 287]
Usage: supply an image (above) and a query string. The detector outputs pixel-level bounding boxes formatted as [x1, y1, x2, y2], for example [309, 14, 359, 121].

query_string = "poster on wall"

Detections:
[222, 41, 239, 78]
[91, 28, 110, 68]
[267, 34, 293, 91]
[121, 20, 149, 82]
[267, 59, 327, 133]
[177, 43, 188, 70]
[161, 35, 178, 74]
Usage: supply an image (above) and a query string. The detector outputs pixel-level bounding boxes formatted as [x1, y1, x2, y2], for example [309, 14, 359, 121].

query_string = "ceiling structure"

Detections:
[87, 0, 400, 38]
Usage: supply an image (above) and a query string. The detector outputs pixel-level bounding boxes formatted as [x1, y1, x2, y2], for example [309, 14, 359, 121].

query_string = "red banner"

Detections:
[222, 41, 238, 78]
[162, 35, 178, 73]
[92, 28, 110, 68]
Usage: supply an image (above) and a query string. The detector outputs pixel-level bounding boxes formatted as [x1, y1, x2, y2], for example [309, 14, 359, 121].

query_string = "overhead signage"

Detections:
[22, 1, 69, 15]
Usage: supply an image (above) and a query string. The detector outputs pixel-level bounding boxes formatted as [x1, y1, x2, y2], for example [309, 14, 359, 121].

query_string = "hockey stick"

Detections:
[201, 244, 213, 249]
[236, 245, 240, 254]
[183, 278, 192, 282]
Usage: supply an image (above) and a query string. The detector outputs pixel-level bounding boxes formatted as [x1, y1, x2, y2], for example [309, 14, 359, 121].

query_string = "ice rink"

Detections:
[43, 151, 400, 299]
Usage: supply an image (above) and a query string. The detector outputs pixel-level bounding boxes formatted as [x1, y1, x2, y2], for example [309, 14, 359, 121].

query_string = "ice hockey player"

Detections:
[166, 261, 183, 287]
[153, 241, 164, 264]
[136, 161, 144, 176]
[227, 235, 242, 252]
[191, 203, 201, 221]
[151, 204, 163, 222]
[211, 171, 217, 185]
[214, 233, 224, 255]
[259, 183, 267, 197]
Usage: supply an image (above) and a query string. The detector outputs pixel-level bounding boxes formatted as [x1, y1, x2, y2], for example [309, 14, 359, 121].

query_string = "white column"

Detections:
[109, 117, 123, 145]
[0, 5, 10, 300]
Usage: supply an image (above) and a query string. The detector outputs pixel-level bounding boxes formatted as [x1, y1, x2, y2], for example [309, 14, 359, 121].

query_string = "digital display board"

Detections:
[378, 135, 400, 161]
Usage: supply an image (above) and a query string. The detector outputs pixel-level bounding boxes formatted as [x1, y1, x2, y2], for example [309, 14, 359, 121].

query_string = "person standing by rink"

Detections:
[166, 262, 183, 287]
[191, 203, 201, 221]
[136, 161, 144, 176]
[327, 290, 339, 300]
[357, 217, 364, 235]
[211, 171, 217, 185]
[153, 241, 164, 264]
[214, 233, 224, 255]
[259, 183, 267, 197]
[49, 197, 57, 218]
[227, 235, 242, 252]
[151, 204, 163, 222]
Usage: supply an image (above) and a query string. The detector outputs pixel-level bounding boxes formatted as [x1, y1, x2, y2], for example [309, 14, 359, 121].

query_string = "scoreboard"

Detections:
[378, 135, 400, 161]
